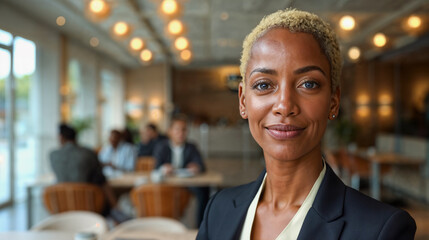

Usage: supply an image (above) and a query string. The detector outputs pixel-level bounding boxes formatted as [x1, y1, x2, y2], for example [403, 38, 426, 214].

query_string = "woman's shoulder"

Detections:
[343, 186, 402, 216]
[341, 185, 416, 236]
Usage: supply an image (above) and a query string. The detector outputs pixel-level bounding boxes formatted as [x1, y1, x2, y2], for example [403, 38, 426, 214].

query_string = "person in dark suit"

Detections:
[154, 114, 209, 227]
[197, 9, 416, 240]
[137, 123, 167, 157]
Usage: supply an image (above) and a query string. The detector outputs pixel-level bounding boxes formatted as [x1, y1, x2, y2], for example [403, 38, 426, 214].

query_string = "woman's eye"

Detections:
[253, 81, 271, 91]
[301, 81, 319, 89]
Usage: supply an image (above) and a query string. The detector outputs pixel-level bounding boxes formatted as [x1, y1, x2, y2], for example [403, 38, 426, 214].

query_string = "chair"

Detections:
[43, 183, 105, 214]
[333, 149, 390, 190]
[31, 211, 108, 235]
[130, 184, 191, 219]
[135, 156, 156, 172]
[105, 217, 187, 240]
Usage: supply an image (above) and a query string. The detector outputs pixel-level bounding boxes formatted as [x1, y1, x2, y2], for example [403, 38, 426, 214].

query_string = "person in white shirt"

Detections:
[99, 129, 137, 177]
[154, 115, 208, 227]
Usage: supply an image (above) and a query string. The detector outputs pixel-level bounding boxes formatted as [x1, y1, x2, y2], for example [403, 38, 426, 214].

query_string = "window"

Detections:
[13, 36, 36, 200]
[0, 29, 37, 205]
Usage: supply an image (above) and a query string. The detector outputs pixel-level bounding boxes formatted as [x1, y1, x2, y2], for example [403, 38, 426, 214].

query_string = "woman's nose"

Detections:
[272, 87, 300, 117]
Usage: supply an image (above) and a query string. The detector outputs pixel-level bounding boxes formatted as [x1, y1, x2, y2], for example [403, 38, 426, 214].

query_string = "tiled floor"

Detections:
[0, 157, 428, 239]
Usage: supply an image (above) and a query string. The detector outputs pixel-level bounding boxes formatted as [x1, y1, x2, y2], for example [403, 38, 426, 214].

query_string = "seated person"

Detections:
[154, 115, 209, 227]
[50, 124, 116, 215]
[137, 123, 167, 157]
[98, 129, 137, 177]
[122, 127, 135, 144]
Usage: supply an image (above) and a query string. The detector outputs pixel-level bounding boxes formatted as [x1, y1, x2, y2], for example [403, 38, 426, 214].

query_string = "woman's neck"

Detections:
[262, 148, 324, 209]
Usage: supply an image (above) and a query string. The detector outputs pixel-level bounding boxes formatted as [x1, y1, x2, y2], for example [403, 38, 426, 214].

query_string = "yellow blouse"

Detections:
[240, 163, 326, 240]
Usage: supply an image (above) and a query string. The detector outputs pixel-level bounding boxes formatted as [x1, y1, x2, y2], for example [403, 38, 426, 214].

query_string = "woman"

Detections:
[197, 9, 416, 240]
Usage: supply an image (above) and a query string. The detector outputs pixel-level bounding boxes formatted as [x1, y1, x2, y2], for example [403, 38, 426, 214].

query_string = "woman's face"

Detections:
[239, 28, 340, 162]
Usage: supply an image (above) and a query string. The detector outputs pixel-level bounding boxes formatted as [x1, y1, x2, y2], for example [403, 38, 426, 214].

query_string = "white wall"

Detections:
[125, 64, 171, 132]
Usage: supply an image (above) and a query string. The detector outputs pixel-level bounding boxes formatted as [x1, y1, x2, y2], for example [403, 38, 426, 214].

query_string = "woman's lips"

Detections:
[265, 124, 305, 139]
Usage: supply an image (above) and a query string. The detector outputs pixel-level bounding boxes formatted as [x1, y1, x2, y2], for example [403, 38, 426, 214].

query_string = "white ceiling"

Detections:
[3, 0, 429, 69]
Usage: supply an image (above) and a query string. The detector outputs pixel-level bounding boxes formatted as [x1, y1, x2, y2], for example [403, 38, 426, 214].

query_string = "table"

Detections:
[26, 171, 223, 229]
[26, 174, 55, 230]
[366, 153, 424, 200]
[0, 231, 75, 240]
[109, 171, 223, 188]
[102, 229, 198, 240]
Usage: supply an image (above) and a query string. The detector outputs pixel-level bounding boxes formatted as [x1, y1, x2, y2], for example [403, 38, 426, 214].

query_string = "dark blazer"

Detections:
[197, 164, 416, 240]
[153, 140, 206, 172]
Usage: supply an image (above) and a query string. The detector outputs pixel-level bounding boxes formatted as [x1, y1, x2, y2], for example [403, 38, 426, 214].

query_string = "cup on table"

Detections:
[150, 169, 164, 183]
[75, 232, 97, 240]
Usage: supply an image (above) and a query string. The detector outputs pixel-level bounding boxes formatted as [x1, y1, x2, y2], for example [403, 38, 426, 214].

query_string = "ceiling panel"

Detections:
[2, 0, 429, 68]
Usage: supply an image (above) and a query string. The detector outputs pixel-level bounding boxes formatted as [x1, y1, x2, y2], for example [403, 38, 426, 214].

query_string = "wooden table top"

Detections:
[108, 171, 223, 188]
[368, 152, 425, 165]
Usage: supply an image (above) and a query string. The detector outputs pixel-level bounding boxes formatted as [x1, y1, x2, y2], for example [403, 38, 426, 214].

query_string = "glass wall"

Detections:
[0, 30, 12, 206]
[13, 36, 36, 200]
[0, 28, 37, 205]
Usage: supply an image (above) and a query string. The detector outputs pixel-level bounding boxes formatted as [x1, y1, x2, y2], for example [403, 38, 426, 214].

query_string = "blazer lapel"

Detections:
[298, 165, 346, 240]
[218, 170, 266, 240]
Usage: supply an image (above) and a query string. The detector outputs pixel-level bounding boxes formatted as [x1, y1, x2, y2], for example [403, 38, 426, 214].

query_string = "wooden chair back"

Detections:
[130, 184, 191, 219]
[43, 183, 105, 214]
[135, 157, 156, 172]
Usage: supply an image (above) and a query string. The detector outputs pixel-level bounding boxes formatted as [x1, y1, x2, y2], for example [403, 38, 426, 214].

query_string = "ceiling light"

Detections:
[89, 0, 106, 13]
[87, 0, 110, 20]
[339, 15, 355, 31]
[220, 12, 229, 21]
[174, 37, 189, 51]
[140, 49, 153, 62]
[373, 33, 387, 47]
[56, 16, 66, 26]
[130, 37, 145, 51]
[167, 19, 184, 36]
[348, 47, 360, 61]
[90, 37, 99, 47]
[113, 21, 131, 37]
[180, 49, 192, 61]
[407, 15, 422, 29]
[161, 0, 178, 15]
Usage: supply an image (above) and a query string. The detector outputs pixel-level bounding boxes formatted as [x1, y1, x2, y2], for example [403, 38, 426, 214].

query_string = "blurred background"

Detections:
[0, 0, 428, 237]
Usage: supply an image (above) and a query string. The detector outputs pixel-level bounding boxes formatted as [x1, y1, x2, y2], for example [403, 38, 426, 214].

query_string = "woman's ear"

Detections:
[329, 87, 341, 119]
[238, 81, 247, 119]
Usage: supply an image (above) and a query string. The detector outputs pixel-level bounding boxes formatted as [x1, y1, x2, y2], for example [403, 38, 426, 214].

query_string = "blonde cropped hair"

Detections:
[240, 9, 342, 92]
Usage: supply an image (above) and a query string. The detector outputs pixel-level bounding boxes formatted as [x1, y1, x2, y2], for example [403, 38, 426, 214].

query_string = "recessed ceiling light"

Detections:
[90, 37, 99, 47]
[167, 19, 184, 36]
[174, 37, 189, 50]
[56, 16, 66, 26]
[130, 37, 145, 51]
[220, 12, 229, 21]
[87, 0, 110, 20]
[348, 46, 360, 60]
[180, 49, 192, 61]
[373, 33, 387, 47]
[89, 0, 106, 13]
[339, 15, 355, 31]
[407, 15, 422, 29]
[113, 21, 131, 37]
[161, 0, 178, 15]
[140, 49, 153, 62]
